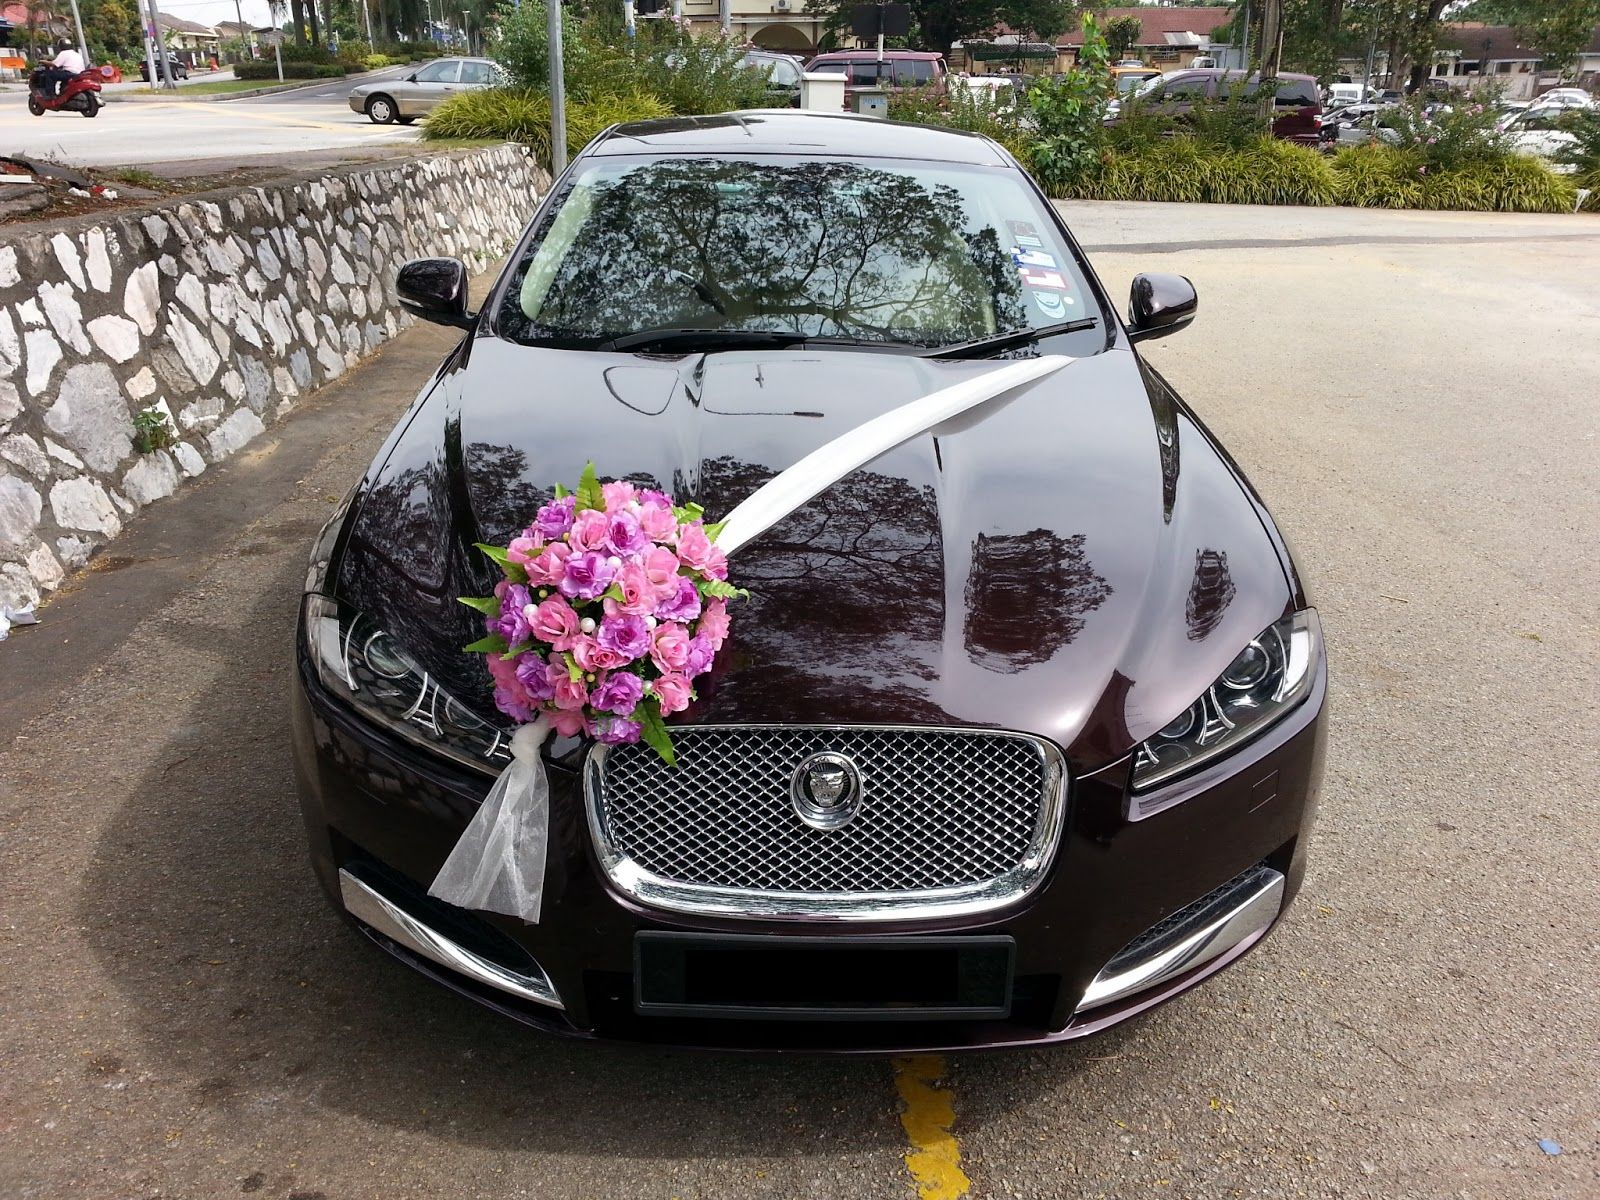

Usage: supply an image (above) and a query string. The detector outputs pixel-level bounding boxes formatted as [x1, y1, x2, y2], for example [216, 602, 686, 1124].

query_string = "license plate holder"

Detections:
[634, 932, 1015, 1021]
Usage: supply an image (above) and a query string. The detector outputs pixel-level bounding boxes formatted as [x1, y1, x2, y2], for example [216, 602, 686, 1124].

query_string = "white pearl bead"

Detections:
[607, 556, 622, 568]
[580, 617, 596, 633]
[645, 616, 657, 629]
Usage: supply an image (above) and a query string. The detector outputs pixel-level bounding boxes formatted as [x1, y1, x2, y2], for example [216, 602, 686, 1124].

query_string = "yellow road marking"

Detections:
[892, 1055, 970, 1200]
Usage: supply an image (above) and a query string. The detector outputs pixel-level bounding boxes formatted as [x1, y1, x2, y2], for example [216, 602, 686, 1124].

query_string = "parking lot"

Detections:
[0, 199, 1595, 1198]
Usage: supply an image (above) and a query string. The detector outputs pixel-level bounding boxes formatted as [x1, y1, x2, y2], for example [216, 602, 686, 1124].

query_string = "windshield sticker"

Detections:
[1008, 219, 1039, 239]
[1014, 234, 1044, 248]
[1018, 265, 1070, 292]
[1031, 290, 1067, 319]
[1012, 247, 1058, 269]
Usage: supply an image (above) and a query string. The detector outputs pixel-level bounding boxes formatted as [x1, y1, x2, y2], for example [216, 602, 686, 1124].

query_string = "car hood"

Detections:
[336, 337, 1293, 770]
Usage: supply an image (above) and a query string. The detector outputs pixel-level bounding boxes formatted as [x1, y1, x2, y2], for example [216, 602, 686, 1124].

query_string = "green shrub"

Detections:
[627, 27, 772, 116]
[1377, 94, 1510, 170]
[889, 83, 1033, 162]
[1028, 13, 1115, 195]
[1331, 143, 1572, 212]
[1048, 137, 1338, 206]
[361, 54, 393, 71]
[421, 86, 671, 165]
[280, 42, 334, 64]
[235, 61, 347, 80]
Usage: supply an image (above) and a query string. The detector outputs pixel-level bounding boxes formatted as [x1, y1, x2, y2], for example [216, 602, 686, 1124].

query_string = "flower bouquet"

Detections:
[459, 462, 743, 765]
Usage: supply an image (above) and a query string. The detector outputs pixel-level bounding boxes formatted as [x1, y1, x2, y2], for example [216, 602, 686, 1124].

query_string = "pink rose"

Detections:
[524, 541, 572, 587]
[698, 598, 730, 649]
[568, 508, 610, 552]
[676, 523, 715, 572]
[601, 480, 637, 511]
[643, 546, 682, 597]
[700, 544, 728, 581]
[551, 672, 589, 711]
[528, 596, 580, 649]
[614, 563, 657, 616]
[570, 633, 626, 673]
[653, 672, 692, 716]
[549, 709, 589, 738]
[638, 501, 678, 543]
[650, 622, 690, 673]
[507, 534, 544, 566]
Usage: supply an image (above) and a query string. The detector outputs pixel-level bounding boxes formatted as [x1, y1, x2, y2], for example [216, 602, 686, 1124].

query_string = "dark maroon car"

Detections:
[1115, 69, 1325, 146]
[292, 112, 1326, 1051]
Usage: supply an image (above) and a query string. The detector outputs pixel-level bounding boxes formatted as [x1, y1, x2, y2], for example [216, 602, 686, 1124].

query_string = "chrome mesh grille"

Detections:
[587, 726, 1063, 915]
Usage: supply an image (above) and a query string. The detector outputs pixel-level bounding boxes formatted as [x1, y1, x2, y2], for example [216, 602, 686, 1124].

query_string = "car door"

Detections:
[399, 59, 462, 116]
[458, 60, 494, 91]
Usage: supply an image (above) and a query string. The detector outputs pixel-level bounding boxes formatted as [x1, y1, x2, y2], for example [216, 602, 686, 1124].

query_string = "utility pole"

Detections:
[1239, 0, 1251, 71]
[624, 0, 635, 38]
[1257, 0, 1282, 119]
[232, 0, 249, 63]
[718, 0, 729, 36]
[66, 0, 87, 63]
[270, 0, 286, 81]
[140, 0, 159, 89]
[361, 0, 374, 46]
[548, 0, 567, 173]
[143, 0, 174, 87]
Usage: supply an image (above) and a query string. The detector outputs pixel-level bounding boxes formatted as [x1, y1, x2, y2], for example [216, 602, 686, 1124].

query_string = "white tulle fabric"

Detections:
[427, 355, 1073, 922]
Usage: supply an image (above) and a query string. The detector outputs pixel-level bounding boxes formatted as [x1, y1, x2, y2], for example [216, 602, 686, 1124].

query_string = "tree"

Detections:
[810, 0, 1075, 58]
[1476, 0, 1600, 77]
[1103, 13, 1141, 60]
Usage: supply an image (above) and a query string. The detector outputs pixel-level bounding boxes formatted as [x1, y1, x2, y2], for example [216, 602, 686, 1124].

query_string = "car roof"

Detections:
[590, 111, 1012, 165]
[808, 49, 944, 61]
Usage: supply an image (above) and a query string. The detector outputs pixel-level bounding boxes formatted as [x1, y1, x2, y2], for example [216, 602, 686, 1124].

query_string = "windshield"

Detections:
[495, 155, 1095, 350]
[1117, 73, 1154, 95]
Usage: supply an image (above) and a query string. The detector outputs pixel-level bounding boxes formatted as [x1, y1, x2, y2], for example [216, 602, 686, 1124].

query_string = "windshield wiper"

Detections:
[924, 318, 1099, 360]
[602, 328, 811, 353]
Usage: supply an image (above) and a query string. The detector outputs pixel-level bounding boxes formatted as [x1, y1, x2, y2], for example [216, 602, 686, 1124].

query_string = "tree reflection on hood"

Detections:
[497, 157, 1029, 347]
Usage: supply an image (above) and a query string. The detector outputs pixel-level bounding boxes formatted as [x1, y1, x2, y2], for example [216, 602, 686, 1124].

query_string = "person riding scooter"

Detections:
[36, 42, 85, 98]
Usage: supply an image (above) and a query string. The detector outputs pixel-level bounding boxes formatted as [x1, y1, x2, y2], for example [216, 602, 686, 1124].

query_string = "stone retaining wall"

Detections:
[0, 145, 546, 614]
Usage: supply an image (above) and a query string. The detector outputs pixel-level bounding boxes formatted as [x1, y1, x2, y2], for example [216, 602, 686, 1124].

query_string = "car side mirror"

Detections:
[396, 258, 475, 329]
[405, 73, 418, 83]
[1127, 272, 1197, 343]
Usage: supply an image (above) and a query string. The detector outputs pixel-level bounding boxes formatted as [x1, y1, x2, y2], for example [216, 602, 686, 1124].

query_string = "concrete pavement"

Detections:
[1, 201, 1596, 1199]
[0, 67, 420, 170]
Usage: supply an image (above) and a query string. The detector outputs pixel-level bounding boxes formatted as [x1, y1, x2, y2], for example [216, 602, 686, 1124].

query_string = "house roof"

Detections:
[1056, 7, 1232, 49]
[1437, 23, 1600, 61]
[215, 20, 252, 35]
[157, 12, 219, 37]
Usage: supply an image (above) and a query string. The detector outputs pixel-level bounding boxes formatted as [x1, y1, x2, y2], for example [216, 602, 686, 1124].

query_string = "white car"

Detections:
[1502, 107, 1581, 172]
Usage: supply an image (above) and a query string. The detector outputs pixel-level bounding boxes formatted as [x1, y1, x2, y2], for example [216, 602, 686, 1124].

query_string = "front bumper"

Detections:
[347, 93, 367, 115]
[291, 635, 1326, 1053]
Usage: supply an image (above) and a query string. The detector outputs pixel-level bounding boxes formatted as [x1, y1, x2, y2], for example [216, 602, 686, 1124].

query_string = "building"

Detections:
[156, 12, 221, 65]
[1055, 6, 1231, 72]
[1428, 23, 1600, 100]
[675, 0, 824, 55]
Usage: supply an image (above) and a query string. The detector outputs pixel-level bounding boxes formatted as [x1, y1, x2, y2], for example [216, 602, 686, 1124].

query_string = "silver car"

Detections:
[348, 57, 505, 125]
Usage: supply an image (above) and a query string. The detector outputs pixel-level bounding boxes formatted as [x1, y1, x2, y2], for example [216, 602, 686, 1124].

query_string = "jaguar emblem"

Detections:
[790, 752, 863, 830]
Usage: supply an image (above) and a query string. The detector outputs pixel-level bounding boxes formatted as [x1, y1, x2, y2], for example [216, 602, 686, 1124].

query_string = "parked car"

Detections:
[138, 55, 189, 82]
[738, 48, 803, 107]
[804, 49, 946, 111]
[348, 57, 505, 125]
[1117, 69, 1325, 146]
[294, 110, 1327, 1052]
[1325, 81, 1372, 108]
[1111, 64, 1162, 97]
[1502, 106, 1582, 172]
[1319, 102, 1385, 144]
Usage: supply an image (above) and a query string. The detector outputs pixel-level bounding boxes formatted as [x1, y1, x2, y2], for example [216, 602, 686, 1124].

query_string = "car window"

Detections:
[497, 155, 1098, 352]
[808, 62, 846, 75]
[892, 60, 934, 85]
[414, 61, 459, 83]
[849, 62, 884, 85]
[1161, 76, 1210, 101]
[459, 61, 492, 85]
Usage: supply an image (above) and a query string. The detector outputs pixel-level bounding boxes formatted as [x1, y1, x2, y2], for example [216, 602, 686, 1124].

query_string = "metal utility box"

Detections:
[853, 88, 889, 118]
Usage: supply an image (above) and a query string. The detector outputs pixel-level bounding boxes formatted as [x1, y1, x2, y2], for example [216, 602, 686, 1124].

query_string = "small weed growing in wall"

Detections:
[133, 408, 176, 455]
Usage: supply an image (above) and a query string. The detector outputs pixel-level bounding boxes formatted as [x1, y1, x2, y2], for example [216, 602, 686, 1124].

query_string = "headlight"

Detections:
[303, 594, 510, 772]
[1133, 609, 1321, 791]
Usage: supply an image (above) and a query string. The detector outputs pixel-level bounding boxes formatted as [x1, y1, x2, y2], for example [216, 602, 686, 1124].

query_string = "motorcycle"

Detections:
[26, 68, 103, 119]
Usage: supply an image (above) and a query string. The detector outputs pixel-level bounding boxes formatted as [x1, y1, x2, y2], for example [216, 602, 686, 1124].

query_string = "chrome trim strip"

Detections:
[584, 723, 1069, 922]
[338, 869, 563, 1010]
[1076, 867, 1284, 1012]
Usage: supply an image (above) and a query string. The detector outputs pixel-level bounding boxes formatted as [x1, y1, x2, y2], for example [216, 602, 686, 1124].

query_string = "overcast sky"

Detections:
[156, 1, 285, 30]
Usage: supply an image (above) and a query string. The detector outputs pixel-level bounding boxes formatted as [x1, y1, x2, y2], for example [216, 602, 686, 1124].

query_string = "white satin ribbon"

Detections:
[429, 353, 1073, 922]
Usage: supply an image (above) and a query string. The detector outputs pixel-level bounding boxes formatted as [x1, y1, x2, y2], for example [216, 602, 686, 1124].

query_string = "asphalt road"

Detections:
[0, 67, 420, 170]
[1, 200, 1597, 1200]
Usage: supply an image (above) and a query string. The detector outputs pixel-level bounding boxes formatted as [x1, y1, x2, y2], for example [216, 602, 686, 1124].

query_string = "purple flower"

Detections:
[515, 653, 557, 702]
[492, 583, 532, 644]
[638, 488, 673, 509]
[494, 685, 535, 724]
[533, 494, 576, 541]
[559, 550, 618, 601]
[593, 715, 642, 745]
[684, 633, 715, 678]
[597, 613, 651, 660]
[655, 575, 702, 623]
[590, 670, 643, 715]
[604, 509, 649, 558]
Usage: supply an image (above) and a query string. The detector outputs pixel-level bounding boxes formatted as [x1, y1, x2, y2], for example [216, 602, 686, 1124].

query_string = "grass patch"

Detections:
[131, 79, 313, 96]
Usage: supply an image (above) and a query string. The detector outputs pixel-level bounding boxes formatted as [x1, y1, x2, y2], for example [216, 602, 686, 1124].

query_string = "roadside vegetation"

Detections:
[422, 4, 769, 160]
[891, 14, 1584, 214]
